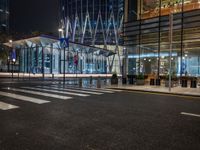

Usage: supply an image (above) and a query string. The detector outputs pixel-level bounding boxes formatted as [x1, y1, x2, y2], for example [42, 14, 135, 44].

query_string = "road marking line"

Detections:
[0, 101, 19, 110]
[180, 112, 200, 118]
[0, 91, 49, 104]
[23, 87, 89, 97]
[38, 86, 103, 95]
[4, 88, 72, 100]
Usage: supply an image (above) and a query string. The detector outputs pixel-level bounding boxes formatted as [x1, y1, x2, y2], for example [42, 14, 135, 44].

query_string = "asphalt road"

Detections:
[0, 79, 200, 150]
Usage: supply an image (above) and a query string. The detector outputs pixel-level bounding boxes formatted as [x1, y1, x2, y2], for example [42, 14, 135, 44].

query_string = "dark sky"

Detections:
[10, 0, 59, 36]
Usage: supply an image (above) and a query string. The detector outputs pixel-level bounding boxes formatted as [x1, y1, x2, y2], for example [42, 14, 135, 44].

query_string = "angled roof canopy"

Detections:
[4, 35, 115, 57]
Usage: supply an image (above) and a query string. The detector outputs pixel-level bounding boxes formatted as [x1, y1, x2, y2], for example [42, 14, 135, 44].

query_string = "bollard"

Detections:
[97, 76, 101, 88]
[90, 76, 93, 85]
[79, 78, 82, 88]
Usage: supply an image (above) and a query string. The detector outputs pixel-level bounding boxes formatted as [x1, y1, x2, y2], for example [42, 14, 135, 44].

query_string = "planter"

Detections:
[181, 79, 188, 87]
[111, 78, 118, 85]
[128, 76, 134, 84]
[156, 79, 161, 86]
[190, 80, 197, 88]
[150, 78, 155, 85]
[136, 79, 145, 85]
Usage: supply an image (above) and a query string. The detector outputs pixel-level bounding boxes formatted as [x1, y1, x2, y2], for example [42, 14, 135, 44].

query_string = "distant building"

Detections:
[59, 0, 124, 74]
[124, 0, 200, 77]
[0, 0, 9, 33]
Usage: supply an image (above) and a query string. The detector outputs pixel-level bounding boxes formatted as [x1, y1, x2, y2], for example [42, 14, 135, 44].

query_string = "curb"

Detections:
[109, 87, 200, 98]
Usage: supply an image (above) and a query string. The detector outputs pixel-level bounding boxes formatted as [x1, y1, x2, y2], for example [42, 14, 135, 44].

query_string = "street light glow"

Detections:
[58, 28, 63, 32]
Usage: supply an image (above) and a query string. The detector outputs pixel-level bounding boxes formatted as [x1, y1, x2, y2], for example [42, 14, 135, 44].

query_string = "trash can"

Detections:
[156, 79, 161, 86]
[181, 79, 187, 87]
[190, 80, 197, 88]
[150, 78, 155, 85]
[90, 76, 93, 85]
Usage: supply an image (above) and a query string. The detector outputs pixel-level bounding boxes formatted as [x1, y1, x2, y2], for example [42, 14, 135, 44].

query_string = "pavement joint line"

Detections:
[180, 112, 200, 118]
[110, 88, 200, 99]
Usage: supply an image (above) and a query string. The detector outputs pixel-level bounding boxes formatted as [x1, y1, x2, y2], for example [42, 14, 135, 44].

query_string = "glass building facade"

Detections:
[0, 0, 9, 32]
[4, 35, 114, 75]
[59, 0, 124, 74]
[124, 0, 200, 77]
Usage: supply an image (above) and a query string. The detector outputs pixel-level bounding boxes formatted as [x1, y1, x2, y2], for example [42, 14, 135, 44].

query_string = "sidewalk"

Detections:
[0, 72, 112, 78]
[109, 84, 200, 97]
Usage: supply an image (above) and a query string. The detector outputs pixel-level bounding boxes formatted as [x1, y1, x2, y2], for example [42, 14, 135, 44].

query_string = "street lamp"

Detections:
[58, 28, 64, 38]
[12, 58, 16, 79]
[58, 28, 67, 84]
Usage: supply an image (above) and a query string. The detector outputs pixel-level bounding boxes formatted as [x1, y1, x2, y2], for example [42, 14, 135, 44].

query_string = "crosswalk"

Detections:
[0, 85, 122, 111]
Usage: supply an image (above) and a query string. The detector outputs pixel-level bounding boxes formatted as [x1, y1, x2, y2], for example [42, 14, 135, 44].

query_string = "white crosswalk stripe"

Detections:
[0, 91, 50, 104]
[0, 101, 19, 110]
[56, 86, 115, 93]
[50, 85, 120, 93]
[38, 86, 103, 95]
[3, 88, 72, 100]
[99, 88, 123, 92]
[22, 87, 89, 97]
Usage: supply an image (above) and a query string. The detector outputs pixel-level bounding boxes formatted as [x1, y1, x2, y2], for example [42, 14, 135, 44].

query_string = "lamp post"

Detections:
[7, 56, 10, 72]
[9, 40, 13, 79]
[12, 58, 16, 79]
[169, 6, 174, 92]
[58, 28, 66, 84]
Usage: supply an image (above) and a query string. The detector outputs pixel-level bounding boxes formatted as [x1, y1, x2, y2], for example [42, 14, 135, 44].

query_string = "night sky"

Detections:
[10, 0, 59, 36]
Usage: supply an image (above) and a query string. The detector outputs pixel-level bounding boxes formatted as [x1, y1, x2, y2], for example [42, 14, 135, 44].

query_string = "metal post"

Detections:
[42, 47, 44, 79]
[63, 46, 66, 84]
[169, 11, 173, 92]
[18, 49, 20, 80]
[12, 60, 13, 79]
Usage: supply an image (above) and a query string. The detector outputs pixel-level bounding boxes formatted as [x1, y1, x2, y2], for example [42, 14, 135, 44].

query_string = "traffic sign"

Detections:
[59, 38, 69, 48]
[11, 49, 16, 61]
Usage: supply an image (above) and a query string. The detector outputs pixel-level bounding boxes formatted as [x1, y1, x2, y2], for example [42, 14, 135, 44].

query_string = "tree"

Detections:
[0, 32, 11, 66]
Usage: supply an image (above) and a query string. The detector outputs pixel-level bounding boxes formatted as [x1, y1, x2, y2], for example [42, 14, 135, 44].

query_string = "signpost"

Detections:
[59, 37, 69, 84]
[74, 54, 79, 83]
[11, 49, 16, 79]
